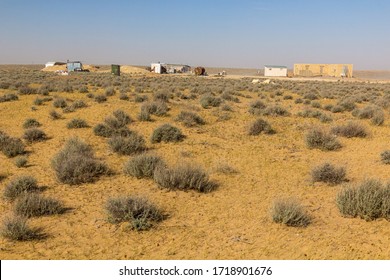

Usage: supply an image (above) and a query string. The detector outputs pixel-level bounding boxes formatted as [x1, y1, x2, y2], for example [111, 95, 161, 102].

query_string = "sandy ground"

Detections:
[0, 70, 390, 260]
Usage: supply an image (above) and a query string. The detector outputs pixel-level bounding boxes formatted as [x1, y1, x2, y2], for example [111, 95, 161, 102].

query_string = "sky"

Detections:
[1, 0, 390, 69]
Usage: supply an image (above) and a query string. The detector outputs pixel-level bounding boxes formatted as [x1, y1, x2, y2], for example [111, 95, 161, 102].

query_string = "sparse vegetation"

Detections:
[108, 134, 146, 155]
[67, 118, 89, 129]
[175, 111, 205, 127]
[151, 124, 184, 143]
[3, 175, 39, 201]
[0, 131, 25, 157]
[271, 198, 311, 227]
[1, 216, 43, 241]
[331, 122, 367, 138]
[305, 127, 342, 151]
[124, 153, 165, 178]
[336, 179, 390, 221]
[23, 128, 47, 142]
[153, 163, 216, 193]
[14, 156, 28, 168]
[248, 118, 274, 135]
[51, 137, 109, 185]
[14, 193, 65, 218]
[105, 196, 164, 231]
[23, 118, 41, 129]
[311, 162, 346, 185]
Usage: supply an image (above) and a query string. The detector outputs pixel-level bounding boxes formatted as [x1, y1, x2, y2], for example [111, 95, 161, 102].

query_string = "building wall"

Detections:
[294, 64, 353, 78]
[264, 67, 287, 77]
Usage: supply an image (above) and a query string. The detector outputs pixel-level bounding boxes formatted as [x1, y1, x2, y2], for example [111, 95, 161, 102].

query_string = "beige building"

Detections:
[294, 64, 353, 78]
[264, 65, 287, 77]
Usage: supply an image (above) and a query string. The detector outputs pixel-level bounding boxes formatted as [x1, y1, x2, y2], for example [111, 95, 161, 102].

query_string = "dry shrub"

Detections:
[248, 118, 274, 135]
[3, 175, 39, 201]
[105, 196, 164, 231]
[271, 198, 311, 227]
[23, 118, 41, 129]
[14, 156, 28, 168]
[123, 153, 164, 179]
[153, 163, 216, 193]
[305, 127, 341, 151]
[14, 193, 65, 218]
[49, 110, 62, 120]
[23, 128, 47, 143]
[0, 131, 25, 158]
[1, 216, 43, 241]
[51, 137, 109, 185]
[200, 94, 222, 108]
[140, 101, 168, 116]
[67, 118, 89, 129]
[248, 100, 266, 115]
[336, 179, 390, 221]
[108, 134, 146, 155]
[380, 150, 390, 164]
[331, 122, 367, 138]
[151, 124, 184, 143]
[175, 111, 205, 127]
[311, 162, 346, 185]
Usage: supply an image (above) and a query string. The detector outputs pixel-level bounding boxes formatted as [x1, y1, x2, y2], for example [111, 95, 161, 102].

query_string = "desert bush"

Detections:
[294, 98, 303, 104]
[14, 156, 28, 168]
[108, 134, 146, 155]
[134, 94, 148, 103]
[51, 137, 109, 185]
[271, 198, 311, 227]
[67, 118, 89, 129]
[248, 100, 267, 115]
[141, 101, 168, 116]
[22, 118, 41, 129]
[14, 193, 65, 218]
[53, 97, 67, 108]
[105, 196, 164, 231]
[311, 162, 346, 185]
[79, 85, 89, 93]
[0, 93, 18, 102]
[380, 150, 390, 164]
[94, 94, 107, 103]
[1, 216, 43, 241]
[18, 86, 37, 95]
[311, 101, 321, 108]
[200, 94, 222, 108]
[3, 175, 39, 201]
[305, 127, 341, 151]
[70, 100, 88, 109]
[23, 128, 47, 143]
[263, 105, 290, 117]
[352, 106, 376, 119]
[336, 179, 389, 221]
[112, 110, 133, 126]
[104, 87, 116, 96]
[371, 111, 385, 126]
[124, 153, 164, 179]
[331, 105, 344, 113]
[153, 90, 170, 102]
[338, 99, 356, 111]
[151, 124, 184, 143]
[0, 132, 25, 158]
[153, 163, 216, 193]
[49, 110, 61, 120]
[248, 118, 274, 135]
[303, 92, 318, 100]
[119, 93, 129, 100]
[331, 122, 367, 138]
[175, 111, 205, 127]
[214, 162, 238, 174]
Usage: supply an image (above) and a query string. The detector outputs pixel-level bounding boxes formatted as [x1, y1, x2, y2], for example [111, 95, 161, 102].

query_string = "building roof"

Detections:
[264, 65, 287, 69]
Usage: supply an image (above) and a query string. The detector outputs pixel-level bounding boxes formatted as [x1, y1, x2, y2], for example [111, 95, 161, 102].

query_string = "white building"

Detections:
[150, 62, 191, 74]
[45, 61, 65, 68]
[264, 65, 287, 77]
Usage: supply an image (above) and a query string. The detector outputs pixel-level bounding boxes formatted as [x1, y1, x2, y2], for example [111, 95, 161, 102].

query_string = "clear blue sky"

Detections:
[1, 0, 390, 69]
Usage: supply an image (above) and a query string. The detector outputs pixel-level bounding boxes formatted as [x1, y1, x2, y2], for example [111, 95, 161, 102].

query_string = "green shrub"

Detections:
[23, 118, 41, 129]
[51, 137, 109, 185]
[311, 162, 346, 185]
[23, 128, 47, 143]
[67, 118, 89, 129]
[151, 124, 184, 143]
[15, 156, 28, 168]
[271, 198, 311, 227]
[248, 118, 274, 135]
[1, 216, 43, 241]
[331, 122, 367, 138]
[175, 111, 205, 127]
[153, 163, 216, 193]
[123, 153, 164, 179]
[336, 179, 389, 221]
[305, 127, 341, 151]
[108, 134, 146, 155]
[105, 196, 164, 231]
[14, 193, 65, 218]
[3, 175, 39, 201]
